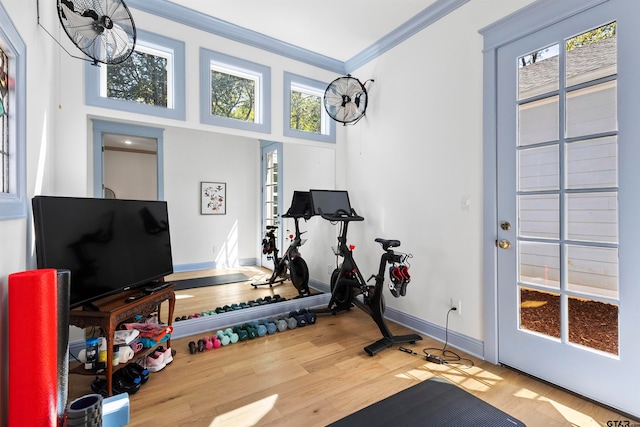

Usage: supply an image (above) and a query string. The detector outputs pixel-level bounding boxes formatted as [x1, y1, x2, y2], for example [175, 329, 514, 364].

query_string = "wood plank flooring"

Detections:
[66, 268, 638, 426]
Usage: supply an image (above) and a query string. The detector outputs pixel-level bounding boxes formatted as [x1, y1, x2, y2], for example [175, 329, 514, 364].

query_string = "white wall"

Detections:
[281, 143, 337, 281]
[162, 127, 259, 266]
[340, 0, 536, 341]
[104, 149, 157, 200]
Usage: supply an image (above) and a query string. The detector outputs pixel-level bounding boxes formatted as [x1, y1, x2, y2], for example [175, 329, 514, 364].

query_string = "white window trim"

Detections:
[0, 3, 26, 220]
[283, 72, 335, 143]
[85, 29, 185, 121]
[200, 48, 271, 134]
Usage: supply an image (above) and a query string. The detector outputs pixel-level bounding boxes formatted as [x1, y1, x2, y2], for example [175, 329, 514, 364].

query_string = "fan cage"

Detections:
[57, 0, 137, 65]
[323, 75, 369, 125]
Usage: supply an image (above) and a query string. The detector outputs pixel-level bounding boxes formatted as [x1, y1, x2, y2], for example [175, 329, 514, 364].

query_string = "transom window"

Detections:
[283, 72, 335, 143]
[85, 30, 185, 120]
[100, 43, 173, 108]
[209, 63, 260, 123]
[200, 48, 271, 133]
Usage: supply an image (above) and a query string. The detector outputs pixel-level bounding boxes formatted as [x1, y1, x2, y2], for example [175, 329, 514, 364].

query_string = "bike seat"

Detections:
[375, 238, 401, 250]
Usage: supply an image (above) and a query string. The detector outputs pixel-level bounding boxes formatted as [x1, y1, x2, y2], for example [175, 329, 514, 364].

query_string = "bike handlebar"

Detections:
[317, 208, 364, 222]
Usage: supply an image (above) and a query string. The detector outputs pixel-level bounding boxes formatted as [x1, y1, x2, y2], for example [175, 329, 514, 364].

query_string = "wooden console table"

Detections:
[69, 285, 175, 396]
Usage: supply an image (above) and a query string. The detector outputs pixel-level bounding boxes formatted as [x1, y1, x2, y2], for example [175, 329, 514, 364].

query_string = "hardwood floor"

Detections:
[67, 275, 636, 426]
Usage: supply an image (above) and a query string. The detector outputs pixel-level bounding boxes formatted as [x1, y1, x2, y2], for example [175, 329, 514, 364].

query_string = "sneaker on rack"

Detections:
[145, 351, 166, 372]
[154, 346, 174, 365]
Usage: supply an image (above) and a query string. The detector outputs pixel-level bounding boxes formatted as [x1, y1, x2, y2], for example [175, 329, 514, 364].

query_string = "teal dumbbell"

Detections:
[223, 328, 239, 344]
[258, 318, 277, 334]
[231, 326, 248, 341]
[250, 320, 268, 337]
[216, 330, 231, 346]
[241, 323, 258, 339]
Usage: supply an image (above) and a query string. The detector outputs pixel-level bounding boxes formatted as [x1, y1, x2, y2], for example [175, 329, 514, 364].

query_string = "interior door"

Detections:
[496, 0, 640, 417]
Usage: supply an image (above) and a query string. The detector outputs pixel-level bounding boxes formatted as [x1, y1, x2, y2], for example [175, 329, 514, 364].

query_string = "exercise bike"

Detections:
[309, 189, 422, 356]
[252, 191, 311, 297]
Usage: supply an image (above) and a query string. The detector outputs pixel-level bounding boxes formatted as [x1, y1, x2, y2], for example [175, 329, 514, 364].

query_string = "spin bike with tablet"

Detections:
[309, 189, 422, 356]
[252, 191, 311, 297]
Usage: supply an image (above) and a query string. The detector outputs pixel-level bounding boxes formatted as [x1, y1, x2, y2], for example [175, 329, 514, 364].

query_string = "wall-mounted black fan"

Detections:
[57, 0, 137, 65]
[323, 75, 373, 125]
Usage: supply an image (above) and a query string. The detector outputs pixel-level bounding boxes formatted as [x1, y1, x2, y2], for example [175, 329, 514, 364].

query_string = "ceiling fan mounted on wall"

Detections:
[56, 0, 137, 65]
[323, 75, 373, 125]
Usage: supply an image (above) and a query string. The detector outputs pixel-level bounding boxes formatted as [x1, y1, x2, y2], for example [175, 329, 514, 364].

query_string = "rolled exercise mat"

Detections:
[8, 269, 59, 427]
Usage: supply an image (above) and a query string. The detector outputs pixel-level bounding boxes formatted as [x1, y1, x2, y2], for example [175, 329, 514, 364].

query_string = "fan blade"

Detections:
[342, 103, 358, 122]
[94, 23, 133, 63]
[59, 2, 102, 41]
[325, 88, 346, 108]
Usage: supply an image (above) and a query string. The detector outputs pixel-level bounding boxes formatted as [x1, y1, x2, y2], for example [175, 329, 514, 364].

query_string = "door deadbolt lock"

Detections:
[500, 221, 511, 231]
[497, 239, 511, 249]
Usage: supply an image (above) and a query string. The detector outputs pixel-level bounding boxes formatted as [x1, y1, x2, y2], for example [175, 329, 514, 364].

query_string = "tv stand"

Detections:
[69, 284, 175, 396]
[82, 302, 100, 311]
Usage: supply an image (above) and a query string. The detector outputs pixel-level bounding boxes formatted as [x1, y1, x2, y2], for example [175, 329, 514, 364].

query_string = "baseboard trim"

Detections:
[173, 259, 257, 273]
[384, 307, 484, 360]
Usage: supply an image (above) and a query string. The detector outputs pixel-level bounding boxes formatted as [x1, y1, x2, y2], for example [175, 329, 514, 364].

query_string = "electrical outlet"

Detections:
[450, 298, 462, 316]
[327, 265, 334, 275]
[212, 245, 217, 254]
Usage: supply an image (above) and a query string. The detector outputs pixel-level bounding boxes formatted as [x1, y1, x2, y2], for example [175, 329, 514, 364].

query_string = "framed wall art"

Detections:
[201, 182, 226, 215]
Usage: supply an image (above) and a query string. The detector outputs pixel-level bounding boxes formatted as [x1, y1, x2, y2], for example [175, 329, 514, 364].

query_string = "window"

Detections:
[1, 47, 9, 194]
[200, 48, 271, 133]
[101, 44, 172, 108]
[85, 30, 185, 120]
[284, 72, 335, 143]
[0, 3, 26, 220]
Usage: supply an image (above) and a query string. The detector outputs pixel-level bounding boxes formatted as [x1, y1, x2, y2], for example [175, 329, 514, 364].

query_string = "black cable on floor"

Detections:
[421, 307, 475, 368]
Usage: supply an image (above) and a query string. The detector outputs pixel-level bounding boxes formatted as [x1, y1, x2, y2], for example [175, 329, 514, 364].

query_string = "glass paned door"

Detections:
[496, 1, 640, 416]
[261, 142, 282, 268]
[515, 21, 619, 354]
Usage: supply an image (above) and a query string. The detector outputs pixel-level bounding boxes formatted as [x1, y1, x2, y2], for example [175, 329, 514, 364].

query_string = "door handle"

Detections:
[497, 239, 511, 250]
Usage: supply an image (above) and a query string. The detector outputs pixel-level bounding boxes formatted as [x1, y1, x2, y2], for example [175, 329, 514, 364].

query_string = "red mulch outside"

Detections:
[520, 289, 618, 355]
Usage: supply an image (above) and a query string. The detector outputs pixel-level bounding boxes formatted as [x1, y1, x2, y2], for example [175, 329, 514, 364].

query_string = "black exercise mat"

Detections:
[328, 377, 526, 427]
[172, 273, 251, 291]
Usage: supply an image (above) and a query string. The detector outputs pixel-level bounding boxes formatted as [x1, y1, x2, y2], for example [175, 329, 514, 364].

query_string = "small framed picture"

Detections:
[201, 182, 226, 215]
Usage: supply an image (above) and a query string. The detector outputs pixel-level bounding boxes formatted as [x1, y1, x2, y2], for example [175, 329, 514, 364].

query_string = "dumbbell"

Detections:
[278, 314, 297, 330]
[289, 310, 307, 327]
[297, 308, 317, 325]
[216, 330, 231, 346]
[250, 320, 268, 337]
[257, 318, 277, 335]
[241, 323, 259, 339]
[223, 328, 239, 344]
[269, 316, 288, 332]
[232, 326, 249, 341]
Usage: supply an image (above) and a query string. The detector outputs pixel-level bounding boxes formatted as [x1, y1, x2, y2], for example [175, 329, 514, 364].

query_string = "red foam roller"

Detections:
[8, 269, 58, 427]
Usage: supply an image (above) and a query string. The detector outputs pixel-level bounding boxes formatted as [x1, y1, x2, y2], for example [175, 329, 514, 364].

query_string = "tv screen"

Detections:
[32, 196, 174, 309]
[309, 190, 352, 216]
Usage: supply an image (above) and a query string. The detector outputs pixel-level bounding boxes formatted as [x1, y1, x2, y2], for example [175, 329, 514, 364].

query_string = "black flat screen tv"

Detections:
[32, 196, 174, 309]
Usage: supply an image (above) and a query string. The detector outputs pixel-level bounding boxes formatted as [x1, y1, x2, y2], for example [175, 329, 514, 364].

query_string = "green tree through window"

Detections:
[106, 51, 168, 107]
[210, 71, 255, 122]
[290, 90, 321, 133]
